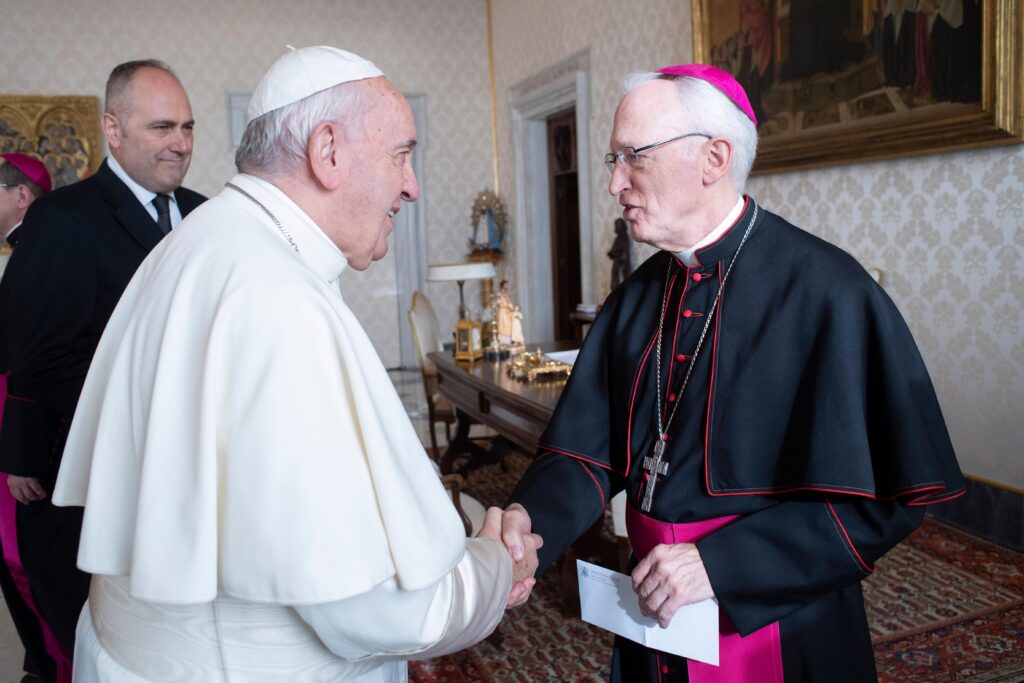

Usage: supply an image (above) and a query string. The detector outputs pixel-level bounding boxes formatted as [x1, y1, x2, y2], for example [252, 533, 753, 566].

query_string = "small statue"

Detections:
[607, 218, 631, 289]
[510, 306, 525, 347]
[495, 280, 513, 345]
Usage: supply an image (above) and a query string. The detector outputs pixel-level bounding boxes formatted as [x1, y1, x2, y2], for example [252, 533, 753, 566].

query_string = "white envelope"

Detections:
[576, 559, 719, 665]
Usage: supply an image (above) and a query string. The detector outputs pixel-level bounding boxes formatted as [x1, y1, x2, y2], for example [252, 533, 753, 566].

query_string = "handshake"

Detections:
[477, 503, 542, 608]
[476, 503, 714, 626]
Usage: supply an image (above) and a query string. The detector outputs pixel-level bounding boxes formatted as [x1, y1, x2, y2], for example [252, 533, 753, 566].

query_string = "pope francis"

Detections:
[52, 46, 540, 682]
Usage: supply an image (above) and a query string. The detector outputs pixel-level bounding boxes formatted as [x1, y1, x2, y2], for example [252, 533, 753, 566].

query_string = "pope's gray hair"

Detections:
[621, 72, 758, 191]
[235, 81, 370, 177]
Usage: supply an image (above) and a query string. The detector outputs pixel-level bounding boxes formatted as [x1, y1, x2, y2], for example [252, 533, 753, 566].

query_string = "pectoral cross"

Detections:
[640, 439, 669, 512]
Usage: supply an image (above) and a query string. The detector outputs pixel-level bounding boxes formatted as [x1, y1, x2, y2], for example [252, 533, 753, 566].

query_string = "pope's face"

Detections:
[105, 68, 194, 194]
[337, 80, 419, 270]
[608, 80, 706, 252]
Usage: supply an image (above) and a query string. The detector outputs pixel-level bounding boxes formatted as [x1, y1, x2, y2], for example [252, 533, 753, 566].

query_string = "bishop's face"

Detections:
[608, 80, 708, 252]
[334, 80, 419, 271]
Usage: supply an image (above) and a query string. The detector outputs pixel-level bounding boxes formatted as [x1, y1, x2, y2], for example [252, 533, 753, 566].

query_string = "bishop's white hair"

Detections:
[235, 81, 370, 177]
[621, 72, 758, 192]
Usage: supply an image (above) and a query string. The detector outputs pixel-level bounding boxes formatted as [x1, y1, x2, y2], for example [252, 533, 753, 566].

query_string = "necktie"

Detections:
[153, 194, 172, 235]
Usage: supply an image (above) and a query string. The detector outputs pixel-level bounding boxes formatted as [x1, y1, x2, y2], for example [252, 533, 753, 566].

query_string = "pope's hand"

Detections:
[632, 542, 714, 628]
[7, 475, 46, 505]
[479, 505, 542, 608]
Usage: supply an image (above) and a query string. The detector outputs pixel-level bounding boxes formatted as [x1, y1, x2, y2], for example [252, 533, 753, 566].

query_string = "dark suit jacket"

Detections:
[0, 159, 205, 486]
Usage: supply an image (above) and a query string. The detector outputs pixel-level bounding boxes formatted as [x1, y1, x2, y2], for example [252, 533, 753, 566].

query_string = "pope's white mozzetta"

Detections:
[53, 174, 512, 682]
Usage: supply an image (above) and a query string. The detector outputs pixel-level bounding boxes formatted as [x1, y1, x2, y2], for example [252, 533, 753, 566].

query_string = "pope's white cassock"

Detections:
[52, 173, 512, 682]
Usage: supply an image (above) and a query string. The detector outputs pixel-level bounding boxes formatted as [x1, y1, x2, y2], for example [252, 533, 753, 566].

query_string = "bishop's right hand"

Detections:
[478, 505, 542, 608]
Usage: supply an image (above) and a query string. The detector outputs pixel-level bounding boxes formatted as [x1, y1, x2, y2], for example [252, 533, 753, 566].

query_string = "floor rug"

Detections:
[411, 451, 1024, 682]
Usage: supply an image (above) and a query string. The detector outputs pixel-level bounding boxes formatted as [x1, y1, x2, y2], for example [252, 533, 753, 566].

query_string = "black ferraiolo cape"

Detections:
[511, 198, 965, 682]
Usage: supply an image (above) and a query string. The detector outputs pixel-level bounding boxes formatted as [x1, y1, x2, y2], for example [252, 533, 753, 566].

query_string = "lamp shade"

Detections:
[427, 262, 496, 282]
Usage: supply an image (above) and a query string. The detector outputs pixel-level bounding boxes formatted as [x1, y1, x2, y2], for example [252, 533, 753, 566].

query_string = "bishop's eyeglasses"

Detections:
[604, 132, 711, 173]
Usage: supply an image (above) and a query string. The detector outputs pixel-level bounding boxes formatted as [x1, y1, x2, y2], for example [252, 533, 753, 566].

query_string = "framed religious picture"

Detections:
[690, 0, 1024, 173]
[0, 95, 102, 188]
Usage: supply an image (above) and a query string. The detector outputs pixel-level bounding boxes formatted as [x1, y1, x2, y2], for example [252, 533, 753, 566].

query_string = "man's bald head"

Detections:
[105, 59, 181, 120]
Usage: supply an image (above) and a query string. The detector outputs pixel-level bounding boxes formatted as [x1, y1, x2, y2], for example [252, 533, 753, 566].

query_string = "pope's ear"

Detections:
[307, 121, 344, 191]
[701, 137, 732, 186]
[101, 112, 123, 149]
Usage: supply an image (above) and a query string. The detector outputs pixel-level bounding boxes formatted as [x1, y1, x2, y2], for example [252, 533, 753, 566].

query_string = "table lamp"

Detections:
[427, 262, 496, 361]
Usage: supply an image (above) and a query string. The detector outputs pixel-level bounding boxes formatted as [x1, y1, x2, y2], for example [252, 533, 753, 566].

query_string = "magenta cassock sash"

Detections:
[0, 373, 72, 682]
[626, 505, 784, 683]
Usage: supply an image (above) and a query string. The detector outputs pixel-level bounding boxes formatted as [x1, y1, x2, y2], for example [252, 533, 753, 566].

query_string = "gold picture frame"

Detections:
[0, 95, 102, 188]
[691, 0, 1023, 174]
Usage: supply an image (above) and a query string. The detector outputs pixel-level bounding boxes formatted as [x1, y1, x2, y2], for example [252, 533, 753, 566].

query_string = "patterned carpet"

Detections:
[410, 450, 1024, 683]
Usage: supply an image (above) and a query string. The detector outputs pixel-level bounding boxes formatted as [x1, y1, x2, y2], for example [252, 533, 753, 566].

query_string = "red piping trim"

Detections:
[907, 486, 967, 506]
[692, 195, 751, 268]
[663, 266, 688, 422]
[4, 393, 39, 404]
[826, 500, 875, 573]
[575, 459, 606, 510]
[703, 481, 965, 507]
[537, 444, 615, 473]
[625, 324, 661, 478]
[703, 260, 725, 494]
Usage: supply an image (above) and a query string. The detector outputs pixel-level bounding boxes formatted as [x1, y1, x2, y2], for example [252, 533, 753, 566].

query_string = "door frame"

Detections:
[394, 93, 429, 368]
[510, 51, 592, 344]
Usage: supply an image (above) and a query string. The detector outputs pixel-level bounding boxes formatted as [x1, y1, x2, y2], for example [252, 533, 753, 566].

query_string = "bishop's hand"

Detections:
[632, 542, 714, 628]
[479, 505, 542, 608]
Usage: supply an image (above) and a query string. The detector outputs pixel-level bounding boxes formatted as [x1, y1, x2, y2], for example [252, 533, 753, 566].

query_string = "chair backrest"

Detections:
[408, 291, 445, 376]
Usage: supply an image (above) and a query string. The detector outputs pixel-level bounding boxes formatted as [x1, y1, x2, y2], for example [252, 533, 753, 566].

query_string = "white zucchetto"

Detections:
[246, 45, 384, 124]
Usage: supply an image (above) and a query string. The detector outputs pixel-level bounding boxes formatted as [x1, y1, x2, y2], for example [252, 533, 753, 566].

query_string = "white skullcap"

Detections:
[246, 45, 384, 124]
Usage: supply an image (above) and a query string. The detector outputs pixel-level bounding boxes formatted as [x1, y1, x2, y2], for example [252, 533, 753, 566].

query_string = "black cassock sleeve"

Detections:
[697, 495, 925, 636]
[509, 452, 624, 574]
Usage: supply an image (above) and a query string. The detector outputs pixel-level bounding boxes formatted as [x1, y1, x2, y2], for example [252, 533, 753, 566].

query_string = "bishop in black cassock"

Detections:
[506, 65, 964, 682]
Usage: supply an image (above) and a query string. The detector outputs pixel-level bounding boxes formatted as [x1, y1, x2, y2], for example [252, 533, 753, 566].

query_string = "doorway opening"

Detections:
[546, 109, 581, 342]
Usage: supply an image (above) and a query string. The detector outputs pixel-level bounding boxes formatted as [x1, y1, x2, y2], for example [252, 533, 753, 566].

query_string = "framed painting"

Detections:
[691, 0, 1023, 173]
[0, 95, 102, 189]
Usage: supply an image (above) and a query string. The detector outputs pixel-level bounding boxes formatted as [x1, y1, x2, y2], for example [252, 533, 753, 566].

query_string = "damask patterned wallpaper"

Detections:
[1, 0, 492, 367]
[490, 0, 1024, 489]
[2, 0, 1020, 487]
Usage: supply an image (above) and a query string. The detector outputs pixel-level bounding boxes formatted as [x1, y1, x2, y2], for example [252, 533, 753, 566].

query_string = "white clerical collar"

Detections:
[106, 154, 178, 212]
[3, 220, 22, 243]
[675, 195, 746, 267]
[226, 173, 349, 282]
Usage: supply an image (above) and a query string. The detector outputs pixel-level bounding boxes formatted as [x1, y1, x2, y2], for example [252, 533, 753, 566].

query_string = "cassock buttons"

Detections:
[693, 272, 703, 282]
[676, 353, 688, 362]
[668, 393, 677, 402]
[683, 309, 694, 318]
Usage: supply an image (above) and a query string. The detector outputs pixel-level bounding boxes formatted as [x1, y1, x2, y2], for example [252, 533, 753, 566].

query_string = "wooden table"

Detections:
[429, 343, 570, 474]
[430, 345, 623, 612]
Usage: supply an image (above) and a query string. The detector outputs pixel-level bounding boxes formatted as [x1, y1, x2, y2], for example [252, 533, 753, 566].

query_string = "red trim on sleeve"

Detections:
[575, 459, 606, 510]
[826, 500, 875, 574]
[536, 445, 615, 473]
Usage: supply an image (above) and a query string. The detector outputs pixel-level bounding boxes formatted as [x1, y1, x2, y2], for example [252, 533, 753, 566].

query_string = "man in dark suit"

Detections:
[0, 59, 205, 678]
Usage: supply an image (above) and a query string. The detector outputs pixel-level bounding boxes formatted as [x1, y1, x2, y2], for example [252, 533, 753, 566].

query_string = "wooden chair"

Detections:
[442, 474, 486, 535]
[408, 291, 456, 460]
